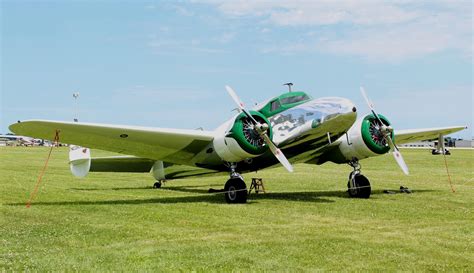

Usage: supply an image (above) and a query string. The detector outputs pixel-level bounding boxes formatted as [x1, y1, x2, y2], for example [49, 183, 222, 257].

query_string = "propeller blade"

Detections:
[386, 135, 409, 175]
[392, 149, 409, 175]
[360, 86, 374, 110]
[360, 86, 385, 126]
[225, 85, 259, 124]
[261, 134, 294, 172]
[360, 86, 409, 175]
[226, 85, 245, 110]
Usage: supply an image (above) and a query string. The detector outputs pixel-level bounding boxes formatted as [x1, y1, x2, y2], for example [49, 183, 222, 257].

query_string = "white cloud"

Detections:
[148, 38, 226, 54]
[215, 32, 236, 44]
[173, 5, 195, 16]
[214, 0, 421, 25]
[203, 0, 472, 62]
[317, 13, 469, 62]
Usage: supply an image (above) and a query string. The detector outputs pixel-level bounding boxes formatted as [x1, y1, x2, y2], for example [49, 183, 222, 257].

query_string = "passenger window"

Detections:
[280, 95, 309, 105]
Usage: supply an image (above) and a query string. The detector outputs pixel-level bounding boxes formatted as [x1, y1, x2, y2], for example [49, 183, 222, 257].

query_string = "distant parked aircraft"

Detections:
[0, 134, 39, 146]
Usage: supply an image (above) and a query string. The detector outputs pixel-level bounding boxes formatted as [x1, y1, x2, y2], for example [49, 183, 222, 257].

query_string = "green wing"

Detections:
[395, 126, 467, 144]
[9, 120, 215, 166]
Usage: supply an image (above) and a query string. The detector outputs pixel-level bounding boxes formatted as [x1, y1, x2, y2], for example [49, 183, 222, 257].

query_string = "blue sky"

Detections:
[1, 0, 472, 139]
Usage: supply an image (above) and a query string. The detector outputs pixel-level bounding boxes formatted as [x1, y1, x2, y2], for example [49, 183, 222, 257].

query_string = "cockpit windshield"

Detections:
[258, 91, 312, 118]
[280, 94, 310, 105]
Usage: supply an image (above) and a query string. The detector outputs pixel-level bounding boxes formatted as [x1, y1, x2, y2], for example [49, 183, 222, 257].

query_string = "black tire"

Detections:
[153, 181, 162, 189]
[224, 178, 247, 204]
[347, 174, 371, 198]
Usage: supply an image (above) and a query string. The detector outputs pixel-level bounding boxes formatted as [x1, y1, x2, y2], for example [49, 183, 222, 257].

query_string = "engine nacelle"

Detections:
[326, 114, 393, 163]
[213, 111, 273, 163]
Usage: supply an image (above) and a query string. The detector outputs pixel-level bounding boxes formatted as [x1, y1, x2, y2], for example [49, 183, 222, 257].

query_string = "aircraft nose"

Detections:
[337, 97, 357, 115]
[307, 97, 357, 126]
[333, 98, 358, 125]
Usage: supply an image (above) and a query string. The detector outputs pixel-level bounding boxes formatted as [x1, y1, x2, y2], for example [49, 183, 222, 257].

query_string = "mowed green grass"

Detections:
[1, 147, 473, 271]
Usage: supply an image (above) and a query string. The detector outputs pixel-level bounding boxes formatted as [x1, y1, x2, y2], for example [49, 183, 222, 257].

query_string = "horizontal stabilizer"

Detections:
[69, 145, 158, 177]
[89, 156, 155, 173]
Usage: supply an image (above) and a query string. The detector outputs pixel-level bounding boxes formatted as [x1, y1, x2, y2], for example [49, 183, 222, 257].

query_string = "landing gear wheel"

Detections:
[224, 178, 248, 204]
[153, 181, 162, 189]
[347, 174, 371, 198]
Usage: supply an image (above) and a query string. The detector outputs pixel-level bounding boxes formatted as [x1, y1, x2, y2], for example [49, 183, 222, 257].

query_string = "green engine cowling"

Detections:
[213, 111, 273, 162]
[360, 114, 393, 155]
[327, 114, 394, 163]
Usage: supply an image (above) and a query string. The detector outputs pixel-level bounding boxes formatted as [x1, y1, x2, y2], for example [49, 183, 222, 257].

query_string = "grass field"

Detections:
[1, 147, 473, 271]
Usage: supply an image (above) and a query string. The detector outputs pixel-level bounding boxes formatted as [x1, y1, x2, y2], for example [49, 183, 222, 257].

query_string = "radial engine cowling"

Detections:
[213, 111, 273, 163]
[329, 114, 393, 163]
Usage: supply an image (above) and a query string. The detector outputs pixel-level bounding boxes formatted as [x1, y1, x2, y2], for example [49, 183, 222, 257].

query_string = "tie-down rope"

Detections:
[26, 130, 60, 208]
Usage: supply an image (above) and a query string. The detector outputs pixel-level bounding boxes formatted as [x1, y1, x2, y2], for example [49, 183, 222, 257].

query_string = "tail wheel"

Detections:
[347, 174, 371, 198]
[224, 178, 248, 204]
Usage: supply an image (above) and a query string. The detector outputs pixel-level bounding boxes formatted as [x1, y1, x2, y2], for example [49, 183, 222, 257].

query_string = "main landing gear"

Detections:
[153, 180, 165, 189]
[224, 163, 248, 204]
[347, 159, 371, 199]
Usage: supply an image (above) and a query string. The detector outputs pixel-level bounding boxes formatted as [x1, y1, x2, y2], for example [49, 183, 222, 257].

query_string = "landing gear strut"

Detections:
[224, 163, 248, 204]
[347, 159, 371, 198]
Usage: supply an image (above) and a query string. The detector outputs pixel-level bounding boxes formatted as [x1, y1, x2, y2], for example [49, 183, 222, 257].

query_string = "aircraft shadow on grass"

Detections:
[7, 187, 435, 206]
[68, 184, 223, 193]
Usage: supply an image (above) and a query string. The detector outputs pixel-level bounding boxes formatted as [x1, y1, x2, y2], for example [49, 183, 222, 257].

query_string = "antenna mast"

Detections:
[283, 82, 293, 92]
[73, 92, 80, 122]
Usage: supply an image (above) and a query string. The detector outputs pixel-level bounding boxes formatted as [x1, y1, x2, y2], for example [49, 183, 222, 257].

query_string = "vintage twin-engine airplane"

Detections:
[9, 86, 466, 203]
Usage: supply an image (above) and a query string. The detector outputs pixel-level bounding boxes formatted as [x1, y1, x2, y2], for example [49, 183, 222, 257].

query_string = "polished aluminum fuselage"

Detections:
[266, 97, 357, 147]
[203, 96, 358, 172]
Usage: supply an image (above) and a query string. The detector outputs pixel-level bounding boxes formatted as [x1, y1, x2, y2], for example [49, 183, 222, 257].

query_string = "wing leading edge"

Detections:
[395, 126, 467, 145]
[9, 120, 215, 166]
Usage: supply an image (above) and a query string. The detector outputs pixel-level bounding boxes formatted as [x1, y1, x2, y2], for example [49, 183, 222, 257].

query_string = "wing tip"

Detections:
[8, 119, 55, 133]
[8, 120, 23, 133]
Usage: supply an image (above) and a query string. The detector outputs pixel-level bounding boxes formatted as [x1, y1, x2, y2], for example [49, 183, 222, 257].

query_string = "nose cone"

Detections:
[309, 97, 357, 130]
[313, 97, 357, 116]
[333, 97, 357, 114]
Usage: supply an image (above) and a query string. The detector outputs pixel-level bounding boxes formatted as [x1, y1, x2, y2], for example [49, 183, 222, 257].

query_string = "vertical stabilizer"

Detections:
[69, 145, 91, 178]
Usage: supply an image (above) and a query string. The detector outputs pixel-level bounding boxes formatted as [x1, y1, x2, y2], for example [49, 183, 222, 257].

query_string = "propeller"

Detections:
[360, 87, 409, 175]
[225, 85, 294, 172]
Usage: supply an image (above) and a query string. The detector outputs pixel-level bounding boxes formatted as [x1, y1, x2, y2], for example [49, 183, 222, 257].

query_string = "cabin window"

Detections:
[270, 100, 281, 111]
[280, 95, 309, 105]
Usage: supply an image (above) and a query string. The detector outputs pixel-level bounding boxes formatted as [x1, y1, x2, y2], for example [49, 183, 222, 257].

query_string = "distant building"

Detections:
[455, 139, 474, 148]
[399, 139, 473, 148]
[399, 141, 435, 148]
